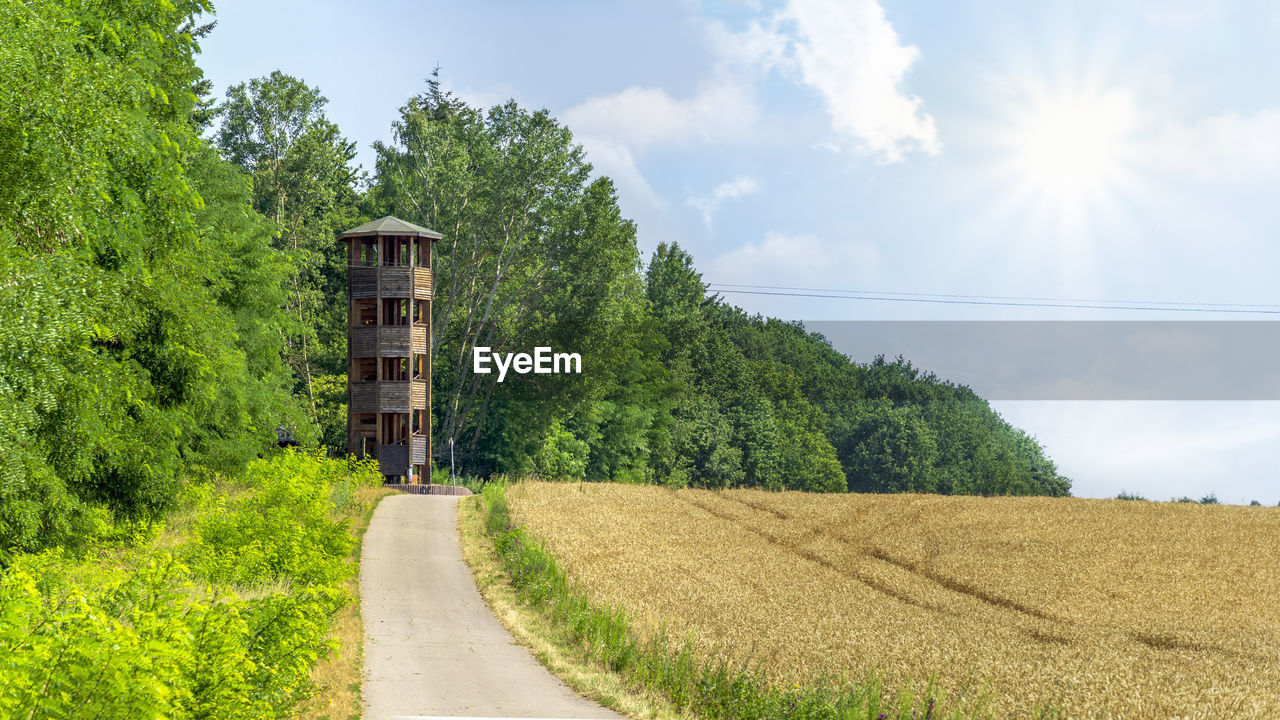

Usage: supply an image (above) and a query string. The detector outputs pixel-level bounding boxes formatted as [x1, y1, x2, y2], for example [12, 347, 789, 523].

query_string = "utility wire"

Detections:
[706, 285, 1280, 315]
[707, 282, 1280, 310]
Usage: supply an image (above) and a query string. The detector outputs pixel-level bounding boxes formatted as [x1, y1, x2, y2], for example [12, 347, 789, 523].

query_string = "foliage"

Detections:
[0, 0, 308, 554]
[530, 420, 591, 480]
[842, 399, 938, 493]
[214, 71, 363, 453]
[372, 73, 644, 473]
[0, 451, 380, 719]
[187, 449, 362, 587]
[1115, 491, 1148, 501]
[368, 91, 1069, 497]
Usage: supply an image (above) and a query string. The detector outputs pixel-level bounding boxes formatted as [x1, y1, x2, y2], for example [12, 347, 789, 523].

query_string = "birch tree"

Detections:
[373, 77, 641, 471]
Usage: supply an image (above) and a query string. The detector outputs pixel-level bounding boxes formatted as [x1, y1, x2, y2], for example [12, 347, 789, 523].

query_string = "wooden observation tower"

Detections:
[341, 216, 442, 483]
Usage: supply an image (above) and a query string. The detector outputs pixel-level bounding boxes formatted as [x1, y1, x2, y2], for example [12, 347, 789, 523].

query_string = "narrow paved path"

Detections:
[361, 494, 624, 720]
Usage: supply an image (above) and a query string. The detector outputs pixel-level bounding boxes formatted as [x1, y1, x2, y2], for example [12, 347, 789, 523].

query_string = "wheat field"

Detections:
[505, 482, 1280, 719]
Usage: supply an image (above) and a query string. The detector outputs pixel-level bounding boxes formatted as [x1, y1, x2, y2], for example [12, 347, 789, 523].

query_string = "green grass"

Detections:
[475, 482, 1063, 720]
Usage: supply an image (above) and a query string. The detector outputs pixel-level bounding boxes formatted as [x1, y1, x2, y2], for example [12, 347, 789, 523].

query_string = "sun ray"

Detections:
[949, 58, 1156, 293]
[1002, 84, 1138, 226]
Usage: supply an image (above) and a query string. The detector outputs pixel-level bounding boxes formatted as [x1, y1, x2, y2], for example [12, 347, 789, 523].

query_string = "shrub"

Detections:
[187, 450, 366, 586]
[0, 450, 376, 718]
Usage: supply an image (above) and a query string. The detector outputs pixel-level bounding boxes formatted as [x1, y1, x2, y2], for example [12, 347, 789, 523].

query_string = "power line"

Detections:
[707, 282, 1280, 310]
[706, 286, 1280, 315]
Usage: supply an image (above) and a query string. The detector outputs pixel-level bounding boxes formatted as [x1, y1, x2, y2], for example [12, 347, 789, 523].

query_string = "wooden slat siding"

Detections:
[409, 380, 426, 406]
[346, 241, 354, 459]
[378, 445, 409, 475]
[410, 326, 428, 353]
[380, 382, 410, 412]
[350, 267, 378, 297]
[382, 266, 412, 296]
[427, 311, 432, 474]
[380, 326, 411, 355]
[350, 383, 377, 413]
[410, 435, 427, 464]
[351, 327, 378, 357]
[413, 267, 433, 298]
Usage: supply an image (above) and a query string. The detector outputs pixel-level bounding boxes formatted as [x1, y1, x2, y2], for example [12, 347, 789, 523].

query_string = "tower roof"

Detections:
[339, 215, 443, 240]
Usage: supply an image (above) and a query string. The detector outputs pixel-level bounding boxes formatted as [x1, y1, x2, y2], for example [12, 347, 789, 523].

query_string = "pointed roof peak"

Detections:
[339, 215, 443, 239]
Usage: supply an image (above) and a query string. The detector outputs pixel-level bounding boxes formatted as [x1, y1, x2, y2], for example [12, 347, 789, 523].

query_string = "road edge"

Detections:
[456, 492, 692, 720]
[299, 485, 396, 720]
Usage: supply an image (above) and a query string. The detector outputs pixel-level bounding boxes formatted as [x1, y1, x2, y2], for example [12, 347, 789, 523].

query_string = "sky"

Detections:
[198, 0, 1280, 504]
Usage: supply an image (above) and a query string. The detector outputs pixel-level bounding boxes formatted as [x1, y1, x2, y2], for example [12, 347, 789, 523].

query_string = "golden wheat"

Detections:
[506, 482, 1280, 719]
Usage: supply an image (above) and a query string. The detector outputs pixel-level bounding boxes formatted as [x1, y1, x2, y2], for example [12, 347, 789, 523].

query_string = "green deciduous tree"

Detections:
[0, 0, 306, 553]
[842, 399, 939, 493]
[215, 71, 362, 450]
[372, 76, 643, 473]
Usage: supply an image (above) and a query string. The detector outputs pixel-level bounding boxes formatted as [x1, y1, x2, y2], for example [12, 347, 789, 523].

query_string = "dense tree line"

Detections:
[0, 1, 1066, 554]
[369, 81, 1070, 498]
[0, 0, 308, 555]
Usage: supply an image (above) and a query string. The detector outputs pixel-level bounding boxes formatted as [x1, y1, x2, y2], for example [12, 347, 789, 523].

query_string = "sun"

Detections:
[959, 71, 1154, 287]
[1002, 86, 1138, 216]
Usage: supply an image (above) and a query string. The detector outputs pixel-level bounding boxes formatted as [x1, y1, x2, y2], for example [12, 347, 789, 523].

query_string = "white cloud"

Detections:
[563, 79, 757, 151]
[1148, 109, 1280, 183]
[709, 231, 879, 286]
[562, 77, 758, 212]
[687, 175, 761, 229]
[781, 0, 939, 162]
[575, 135, 664, 209]
[561, 0, 936, 218]
[706, 16, 790, 69]
[711, 0, 939, 163]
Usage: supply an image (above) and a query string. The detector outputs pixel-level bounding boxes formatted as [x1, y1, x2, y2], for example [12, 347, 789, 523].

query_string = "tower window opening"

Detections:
[354, 298, 377, 326]
[381, 235, 412, 266]
[381, 413, 408, 445]
[351, 237, 377, 267]
[416, 238, 430, 268]
[381, 298, 409, 326]
[382, 356, 409, 382]
[356, 357, 376, 382]
[354, 413, 376, 459]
